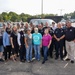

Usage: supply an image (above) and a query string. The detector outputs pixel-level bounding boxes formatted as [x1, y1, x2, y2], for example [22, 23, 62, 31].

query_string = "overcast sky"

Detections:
[0, 0, 75, 15]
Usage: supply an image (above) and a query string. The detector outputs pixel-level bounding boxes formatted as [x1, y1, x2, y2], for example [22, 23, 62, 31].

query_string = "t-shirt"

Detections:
[10, 32, 18, 47]
[25, 34, 32, 45]
[65, 27, 75, 41]
[32, 33, 42, 45]
[42, 34, 52, 46]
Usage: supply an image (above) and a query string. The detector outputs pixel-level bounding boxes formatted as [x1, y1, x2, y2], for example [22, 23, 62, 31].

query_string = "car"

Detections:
[60, 19, 66, 24]
[29, 19, 57, 27]
[70, 19, 75, 23]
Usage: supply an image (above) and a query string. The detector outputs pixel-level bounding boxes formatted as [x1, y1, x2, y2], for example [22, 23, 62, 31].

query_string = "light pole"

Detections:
[58, 9, 64, 16]
[41, 0, 43, 18]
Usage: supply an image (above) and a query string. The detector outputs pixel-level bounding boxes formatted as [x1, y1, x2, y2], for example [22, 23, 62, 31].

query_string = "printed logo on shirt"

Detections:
[70, 29, 72, 32]
[33, 36, 40, 42]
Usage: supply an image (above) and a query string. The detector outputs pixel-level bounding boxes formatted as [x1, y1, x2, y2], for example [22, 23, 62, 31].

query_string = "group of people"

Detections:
[0, 21, 75, 64]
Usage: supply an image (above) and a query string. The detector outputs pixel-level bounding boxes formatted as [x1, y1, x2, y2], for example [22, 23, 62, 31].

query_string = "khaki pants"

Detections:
[66, 41, 75, 60]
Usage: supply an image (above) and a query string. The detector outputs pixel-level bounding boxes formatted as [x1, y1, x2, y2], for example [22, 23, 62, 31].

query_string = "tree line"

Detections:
[0, 11, 75, 22]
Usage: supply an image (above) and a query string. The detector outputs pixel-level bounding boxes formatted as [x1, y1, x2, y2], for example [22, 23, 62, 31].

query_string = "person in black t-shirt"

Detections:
[38, 24, 43, 36]
[10, 25, 19, 62]
[65, 21, 75, 64]
[42, 22, 49, 35]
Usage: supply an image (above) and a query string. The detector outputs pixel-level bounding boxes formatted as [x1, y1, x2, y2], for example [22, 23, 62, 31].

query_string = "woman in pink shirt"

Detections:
[42, 28, 52, 64]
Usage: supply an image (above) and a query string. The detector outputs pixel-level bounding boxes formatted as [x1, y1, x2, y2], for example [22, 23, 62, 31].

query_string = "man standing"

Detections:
[54, 23, 65, 60]
[65, 21, 75, 64]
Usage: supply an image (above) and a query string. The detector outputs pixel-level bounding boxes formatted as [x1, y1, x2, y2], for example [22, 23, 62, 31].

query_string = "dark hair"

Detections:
[52, 22, 55, 24]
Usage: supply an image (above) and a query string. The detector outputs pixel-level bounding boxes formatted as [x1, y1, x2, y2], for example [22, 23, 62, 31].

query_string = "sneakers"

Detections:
[55, 57, 58, 60]
[20, 60, 25, 63]
[42, 61, 45, 64]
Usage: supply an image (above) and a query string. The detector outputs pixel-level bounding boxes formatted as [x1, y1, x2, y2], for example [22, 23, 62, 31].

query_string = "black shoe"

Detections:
[50, 56, 53, 58]
[61, 58, 63, 61]
[63, 55, 67, 58]
[20, 60, 25, 63]
[66, 58, 70, 61]
[71, 60, 74, 64]
[46, 59, 48, 61]
[55, 57, 58, 60]
[0, 59, 4, 62]
[42, 61, 45, 64]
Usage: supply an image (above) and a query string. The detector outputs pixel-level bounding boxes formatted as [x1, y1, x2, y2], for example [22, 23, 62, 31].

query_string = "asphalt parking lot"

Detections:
[0, 57, 75, 75]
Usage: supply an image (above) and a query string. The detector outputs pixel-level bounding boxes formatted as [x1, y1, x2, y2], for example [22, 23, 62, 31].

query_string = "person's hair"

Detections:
[52, 22, 55, 24]
[12, 25, 17, 29]
[44, 28, 49, 34]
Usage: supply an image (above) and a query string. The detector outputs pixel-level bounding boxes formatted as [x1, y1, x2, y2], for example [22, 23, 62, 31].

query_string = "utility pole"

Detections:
[41, 0, 43, 18]
[58, 9, 64, 16]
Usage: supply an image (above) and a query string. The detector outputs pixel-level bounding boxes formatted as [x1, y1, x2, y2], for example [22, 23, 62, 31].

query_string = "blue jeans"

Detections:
[34, 45, 40, 60]
[43, 46, 48, 61]
[0, 45, 4, 52]
[26, 45, 32, 61]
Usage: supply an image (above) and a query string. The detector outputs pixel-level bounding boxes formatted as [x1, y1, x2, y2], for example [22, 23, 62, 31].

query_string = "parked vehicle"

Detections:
[29, 19, 57, 27]
[60, 19, 66, 24]
[70, 19, 75, 23]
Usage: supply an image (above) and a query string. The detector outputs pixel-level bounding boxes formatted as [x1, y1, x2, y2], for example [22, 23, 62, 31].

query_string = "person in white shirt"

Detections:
[17, 28, 26, 62]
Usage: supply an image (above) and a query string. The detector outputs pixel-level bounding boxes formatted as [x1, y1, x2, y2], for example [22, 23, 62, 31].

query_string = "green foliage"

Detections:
[0, 12, 32, 22]
[64, 11, 75, 19]
[0, 11, 75, 22]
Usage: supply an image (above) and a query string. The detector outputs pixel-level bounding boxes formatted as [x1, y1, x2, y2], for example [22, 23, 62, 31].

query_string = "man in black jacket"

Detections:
[65, 21, 75, 64]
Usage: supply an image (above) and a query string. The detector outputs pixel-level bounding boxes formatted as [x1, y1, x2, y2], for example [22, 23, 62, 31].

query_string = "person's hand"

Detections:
[57, 38, 60, 41]
[40, 44, 42, 48]
[19, 45, 21, 49]
[48, 45, 50, 49]
[26, 45, 28, 48]
[74, 39, 75, 43]
[12, 45, 14, 48]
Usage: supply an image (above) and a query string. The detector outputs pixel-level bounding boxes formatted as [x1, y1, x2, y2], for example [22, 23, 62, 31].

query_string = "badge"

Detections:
[70, 29, 72, 31]
[61, 31, 63, 33]
[56, 31, 58, 33]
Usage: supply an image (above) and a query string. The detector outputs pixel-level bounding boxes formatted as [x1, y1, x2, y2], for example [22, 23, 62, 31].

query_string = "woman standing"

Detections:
[25, 28, 32, 62]
[32, 27, 42, 61]
[42, 28, 52, 64]
[3, 28, 11, 61]
[10, 25, 19, 62]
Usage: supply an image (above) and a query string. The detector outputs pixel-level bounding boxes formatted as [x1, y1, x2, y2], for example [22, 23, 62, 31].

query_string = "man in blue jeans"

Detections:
[32, 27, 42, 61]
